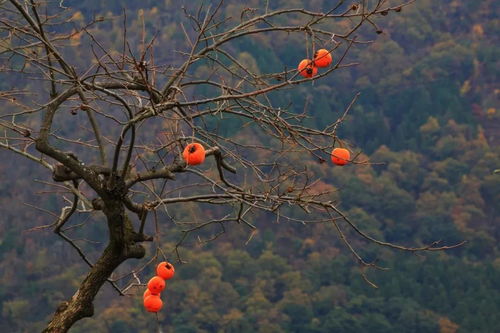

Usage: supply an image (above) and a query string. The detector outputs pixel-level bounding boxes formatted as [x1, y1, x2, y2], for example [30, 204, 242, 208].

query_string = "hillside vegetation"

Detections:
[0, 0, 499, 332]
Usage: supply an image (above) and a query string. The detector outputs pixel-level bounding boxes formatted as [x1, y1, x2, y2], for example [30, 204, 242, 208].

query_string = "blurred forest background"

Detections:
[0, 0, 499, 332]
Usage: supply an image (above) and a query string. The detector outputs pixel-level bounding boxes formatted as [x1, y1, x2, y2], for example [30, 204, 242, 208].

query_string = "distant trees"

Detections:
[0, 0, 464, 331]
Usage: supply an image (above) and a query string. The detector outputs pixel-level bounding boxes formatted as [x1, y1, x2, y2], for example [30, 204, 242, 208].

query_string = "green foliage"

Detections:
[0, 0, 499, 332]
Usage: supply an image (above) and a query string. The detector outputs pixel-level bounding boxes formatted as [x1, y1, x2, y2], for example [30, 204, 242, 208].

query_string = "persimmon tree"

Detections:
[0, 0, 463, 331]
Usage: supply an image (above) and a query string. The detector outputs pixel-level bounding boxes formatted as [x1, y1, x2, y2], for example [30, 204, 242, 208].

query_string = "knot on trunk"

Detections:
[55, 301, 69, 314]
[124, 243, 146, 259]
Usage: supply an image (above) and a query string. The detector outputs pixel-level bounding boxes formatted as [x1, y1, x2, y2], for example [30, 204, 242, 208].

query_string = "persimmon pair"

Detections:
[143, 262, 175, 313]
[297, 49, 332, 78]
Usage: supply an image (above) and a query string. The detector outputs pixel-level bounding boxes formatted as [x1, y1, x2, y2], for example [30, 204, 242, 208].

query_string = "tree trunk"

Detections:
[43, 200, 145, 332]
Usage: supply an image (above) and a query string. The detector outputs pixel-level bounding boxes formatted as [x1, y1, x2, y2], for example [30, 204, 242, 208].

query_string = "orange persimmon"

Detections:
[144, 295, 163, 312]
[331, 148, 350, 166]
[147, 276, 166, 294]
[314, 49, 332, 67]
[297, 59, 317, 78]
[156, 261, 175, 280]
[143, 289, 152, 298]
[182, 143, 206, 165]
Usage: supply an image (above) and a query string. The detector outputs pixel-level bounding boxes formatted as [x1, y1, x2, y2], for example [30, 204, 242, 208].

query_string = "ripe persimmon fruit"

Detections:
[314, 49, 332, 67]
[331, 148, 350, 166]
[298, 59, 318, 78]
[143, 289, 155, 299]
[147, 276, 166, 294]
[144, 295, 163, 312]
[183, 143, 206, 165]
[157, 261, 175, 280]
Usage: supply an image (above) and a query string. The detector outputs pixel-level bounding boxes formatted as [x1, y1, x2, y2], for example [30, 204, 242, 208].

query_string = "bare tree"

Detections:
[0, 0, 463, 331]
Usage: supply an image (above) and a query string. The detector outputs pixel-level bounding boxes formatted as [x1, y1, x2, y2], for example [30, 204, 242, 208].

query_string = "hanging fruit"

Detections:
[156, 262, 175, 280]
[182, 143, 206, 165]
[144, 295, 163, 313]
[143, 289, 154, 299]
[297, 59, 318, 78]
[147, 276, 166, 294]
[314, 49, 332, 67]
[331, 148, 350, 166]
